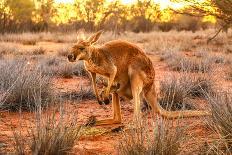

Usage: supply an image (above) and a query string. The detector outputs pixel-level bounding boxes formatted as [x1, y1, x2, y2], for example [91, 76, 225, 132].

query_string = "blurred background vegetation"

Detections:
[0, 0, 231, 33]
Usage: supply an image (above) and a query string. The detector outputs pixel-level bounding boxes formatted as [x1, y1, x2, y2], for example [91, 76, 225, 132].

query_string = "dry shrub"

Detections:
[0, 33, 38, 45]
[39, 57, 87, 78]
[62, 86, 95, 101]
[159, 75, 194, 111]
[13, 105, 81, 155]
[159, 48, 180, 62]
[159, 73, 214, 110]
[57, 63, 75, 78]
[57, 62, 88, 78]
[119, 117, 186, 155]
[0, 59, 52, 111]
[206, 92, 232, 154]
[57, 46, 70, 57]
[168, 55, 212, 73]
[73, 62, 88, 77]
[0, 42, 20, 55]
[22, 40, 36, 45]
[31, 47, 46, 55]
[183, 74, 214, 98]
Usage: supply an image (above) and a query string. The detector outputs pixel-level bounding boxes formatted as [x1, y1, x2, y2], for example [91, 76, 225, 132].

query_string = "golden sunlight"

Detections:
[55, 0, 184, 9]
[55, 0, 74, 3]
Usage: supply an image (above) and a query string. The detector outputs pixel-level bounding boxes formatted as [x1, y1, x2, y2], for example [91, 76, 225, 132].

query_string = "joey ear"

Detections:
[87, 30, 103, 45]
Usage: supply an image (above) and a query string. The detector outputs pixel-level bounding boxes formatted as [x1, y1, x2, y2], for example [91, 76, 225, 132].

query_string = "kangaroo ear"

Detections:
[87, 30, 103, 45]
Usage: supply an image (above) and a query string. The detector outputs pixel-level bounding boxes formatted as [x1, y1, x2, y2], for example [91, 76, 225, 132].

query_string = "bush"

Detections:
[119, 117, 186, 155]
[0, 59, 52, 111]
[183, 74, 214, 98]
[61, 86, 95, 101]
[159, 75, 194, 111]
[0, 42, 20, 55]
[13, 106, 81, 155]
[57, 46, 70, 57]
[159, 73, 214, 110]
[31, 47, 46, 55]
[206, 92, 232, 154]
[39, 57, 87, 78]
[167, 56, 212, 73]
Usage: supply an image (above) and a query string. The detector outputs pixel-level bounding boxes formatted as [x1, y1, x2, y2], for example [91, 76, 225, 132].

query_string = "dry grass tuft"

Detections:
[159, 75, 194, 111]
[0, 42, 20, 55]
[205, 92, 232, 154]
[184, 75, 214, 98]
[159, 73, 214, 110]
[13, 105, 81, 155]
[119, 117, 186, 155]
[57, 63, 75, 78]
[169, 57, 212, 73]
[0, 33, 38, 45]
[62, 86, 95, 101]
[160, 48, 212, 73]
[39, 57, 87, 78]
[0, 59, 52, 111]
[31, 46, 46, 55]
[57, 46, 70, 57]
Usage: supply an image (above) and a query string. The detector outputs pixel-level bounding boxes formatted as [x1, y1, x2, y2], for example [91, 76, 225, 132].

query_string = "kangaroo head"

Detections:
[68, 30, 103, 62]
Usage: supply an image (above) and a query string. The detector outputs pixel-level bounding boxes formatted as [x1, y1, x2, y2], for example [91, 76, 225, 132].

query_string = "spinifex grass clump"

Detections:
[159, 73, 214, 110]
[119, 117, 187, 155]
[179, 72, 214, 98]
[206, 92, 232, 154]
[159, 75, 192, 111]
[13, 105, 81, 155]
[0, 58, 52, 111]
[39, 57, 87, 78]
[166, 54, 212, 73]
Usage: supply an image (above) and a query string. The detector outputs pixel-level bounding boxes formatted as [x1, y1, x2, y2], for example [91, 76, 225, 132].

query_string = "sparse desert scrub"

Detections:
[39, 57, 87, 78]
[205, 92, 232, 154]
[167, 55, 212, 73]
[13, 105, 81, 155]
[159, 73, 214, 110]
[62, 86, 95, 101]
[0, 58, 52, 111]
[0, 42, 21, 55]
[57, 63, 75, 78]
[159, 46, 181, 61]
[119, 117, 186, 155]
[30, 46, 46, 55]
[183, 74, 214, 98]
[159, 75, 194, 111]
[0, 33, 38, 45]
[57, 45, 70, 57]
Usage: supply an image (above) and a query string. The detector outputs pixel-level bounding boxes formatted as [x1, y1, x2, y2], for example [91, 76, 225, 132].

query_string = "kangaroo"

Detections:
[68, 31, 209, 125]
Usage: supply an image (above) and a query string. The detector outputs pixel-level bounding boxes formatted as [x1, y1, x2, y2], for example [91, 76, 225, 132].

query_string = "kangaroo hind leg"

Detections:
[95, 92, 122, 126]
[129, 69, 144, 120]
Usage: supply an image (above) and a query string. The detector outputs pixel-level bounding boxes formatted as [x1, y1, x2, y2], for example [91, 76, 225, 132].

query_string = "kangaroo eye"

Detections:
[79, 47, 85, 50]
